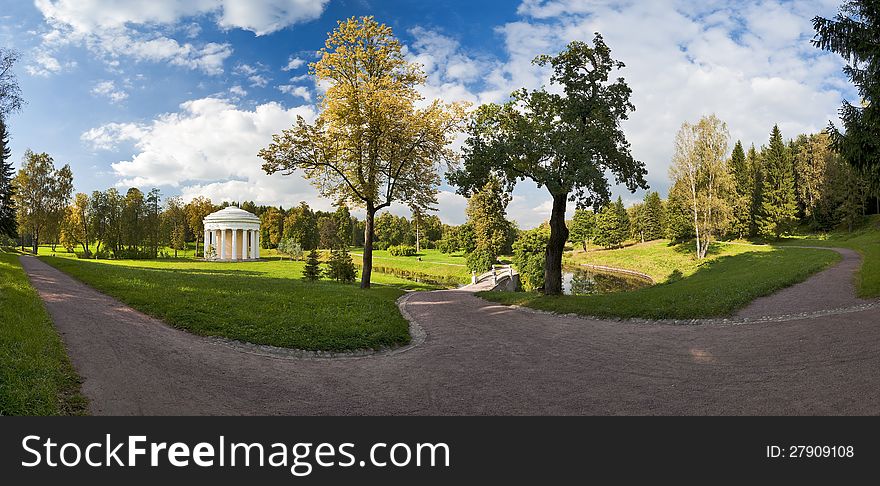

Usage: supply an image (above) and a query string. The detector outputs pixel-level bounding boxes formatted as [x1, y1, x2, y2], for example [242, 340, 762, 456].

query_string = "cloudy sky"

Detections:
[0, 0, 855, 228]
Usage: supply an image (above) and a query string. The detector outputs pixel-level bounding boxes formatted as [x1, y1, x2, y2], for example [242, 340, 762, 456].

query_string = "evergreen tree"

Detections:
[757, 126, 798, 239]
[728, 140, 752, 238]
[0, 117, 15, 238]
[614, 196, 629, 240]
[568, 209, 595, 251]
[593, 201, 625, 249]
[642, 191, 665, 240]
[327, 246, 357, 283]
[302, 249, 323, 281]
[747, 144, 763, 236]
[813, 1, 880, 172]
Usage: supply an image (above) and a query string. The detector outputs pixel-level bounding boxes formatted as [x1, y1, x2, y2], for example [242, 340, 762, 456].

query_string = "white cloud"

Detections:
[278, 84, 311, 101]
[249, 74, 269, 88]
[91, 80, 128, 103]
[35, 0, 329, 36]
[82, 97, 325, 208]
[282, 56, 306, 71]
[229, 85, 248, 98]
[25, 49, 73, 76]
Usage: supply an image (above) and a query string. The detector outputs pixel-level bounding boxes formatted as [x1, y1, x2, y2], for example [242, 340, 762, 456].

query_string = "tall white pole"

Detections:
[255, 232, 260, 259]
[220, 229, 226, 260]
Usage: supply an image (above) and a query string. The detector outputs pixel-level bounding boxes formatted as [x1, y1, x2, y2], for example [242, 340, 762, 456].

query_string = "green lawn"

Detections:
[0, 251, 87, 415]
[349, 248, 474, 285]
[483, 244, 839, 319]
[40, 255, 440, 351]
[776, 215, 880, 298]
[566, 239, 766, 283]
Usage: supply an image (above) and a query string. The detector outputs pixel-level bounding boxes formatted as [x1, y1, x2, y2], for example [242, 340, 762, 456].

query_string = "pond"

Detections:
[562, 266, 652, 295]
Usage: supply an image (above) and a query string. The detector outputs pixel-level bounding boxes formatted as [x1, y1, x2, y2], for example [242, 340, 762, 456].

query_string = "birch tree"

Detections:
[668, 115, 732, 259]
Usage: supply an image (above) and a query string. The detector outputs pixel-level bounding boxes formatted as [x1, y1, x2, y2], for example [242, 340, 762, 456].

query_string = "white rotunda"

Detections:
[203, 207, 261, 261]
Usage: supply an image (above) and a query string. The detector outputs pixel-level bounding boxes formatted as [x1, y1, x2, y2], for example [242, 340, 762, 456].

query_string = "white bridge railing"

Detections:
[471, 264, 515, 286]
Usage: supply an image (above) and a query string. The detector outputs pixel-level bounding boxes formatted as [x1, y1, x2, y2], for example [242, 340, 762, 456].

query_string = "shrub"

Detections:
[387, 245, 417, 256]
[512, 227, 550, 291]
[374, 241, 390, 251]
[466, 248, 495, 273]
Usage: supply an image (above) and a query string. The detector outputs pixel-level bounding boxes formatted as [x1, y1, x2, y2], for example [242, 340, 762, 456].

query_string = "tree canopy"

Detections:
[449, 34, 647, 294]
[259, 16, 467, 288]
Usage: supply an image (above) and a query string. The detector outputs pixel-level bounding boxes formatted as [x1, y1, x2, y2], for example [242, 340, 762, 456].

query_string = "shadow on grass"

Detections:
[38, 256, 413, 351]
[484, 247, 838, 320]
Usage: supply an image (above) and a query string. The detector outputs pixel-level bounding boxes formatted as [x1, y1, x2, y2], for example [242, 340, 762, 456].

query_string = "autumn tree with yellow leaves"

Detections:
[259, 17, 467, 288]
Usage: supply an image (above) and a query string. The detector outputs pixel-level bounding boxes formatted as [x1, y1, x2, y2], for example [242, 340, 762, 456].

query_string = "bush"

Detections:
[512, 227, 550, 291]
[466, 248, 495, 273]
[374, 241, 390, 251]
[387, 245, 417, 256]
[302, 249, 323, 281]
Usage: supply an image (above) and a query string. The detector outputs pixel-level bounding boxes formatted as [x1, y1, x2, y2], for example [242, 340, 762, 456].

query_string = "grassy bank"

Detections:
[484, 245, 839, 319]
[41, 255, 438, 352]
[350, 248, 473, 285]
[0, 252, 87, 415]
[777, 216, 880, 298]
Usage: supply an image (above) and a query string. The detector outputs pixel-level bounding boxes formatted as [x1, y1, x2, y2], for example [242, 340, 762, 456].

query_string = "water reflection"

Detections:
[562, 267, 651, 295]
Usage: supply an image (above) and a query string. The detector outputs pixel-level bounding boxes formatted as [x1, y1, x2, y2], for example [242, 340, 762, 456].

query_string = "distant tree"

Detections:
[13, 151, 73, 254]
[593, 201, 625, 249]
[792, 132, 838, 228]
[756, 125, 798, 239]
[465, 178, 511, 268]
[302, 249, 323, 281]
[665, 180, 695, 241]
[350, 216, 365, 247]
[812, 1, 880, 172]
[285, 202, 319, 250]
[374, 212, 411, 247]
[164, 196, 187, 258]
[449, 34, 648, 295]
[260, 17, 466, 289]
[0, 117, 16, 237]
[327, 246, 357, 283]
[628, 202, 645, 243]
[728, 140, 752, 238]
[333, 205, 353, 248]
[145, 188, 161, 258]
[278, 237, 304, 261]
[668, 115, 732, 259]
[569, 208, 595, 251]
[185, 196, 215, 257]
[317, 215, 338, 249]
[420, 214, 443, 247]
[615, 196, 629, 241]
[642, 191, 665, 240]
[260, 207, 284, 248]
[746, 144, 763, 236]
[0, 48, 25, 117]
[835, 162, 868, 231]
[61, 193, 92, 256]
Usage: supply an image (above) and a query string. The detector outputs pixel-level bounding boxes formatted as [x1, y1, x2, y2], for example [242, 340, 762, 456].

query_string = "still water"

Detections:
[562, 267, 651, 295]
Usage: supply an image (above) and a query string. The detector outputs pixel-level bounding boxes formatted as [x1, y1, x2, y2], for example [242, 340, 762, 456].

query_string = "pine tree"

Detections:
[302, 249, 323, 281]
[757, 125, 798, 239]
[593, 202, 624, 249]
[614, 196, 629, 243]
[0, 117, 15, 238]
[642, 191, 665, 240]
[728, 140, 752, 238]
[747, 144, 763, 236]
[327, 246, 357, 283]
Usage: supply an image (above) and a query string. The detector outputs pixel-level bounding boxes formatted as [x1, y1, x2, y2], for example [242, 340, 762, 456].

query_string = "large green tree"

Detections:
[13, 151, 73, 254]
[449, 35, 647, 294]
[285, 201, 319, 250]
[259, 17, 467, 288]
[813, 1, 880, 171]
[593, 199, 626, 249]
[728, 140, 752, 238]
[757, 125, 798, 239]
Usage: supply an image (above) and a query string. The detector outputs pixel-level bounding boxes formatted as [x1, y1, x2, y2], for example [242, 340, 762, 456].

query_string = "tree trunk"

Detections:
[361, 208, 375, 289]
[543, 193, 570, 295]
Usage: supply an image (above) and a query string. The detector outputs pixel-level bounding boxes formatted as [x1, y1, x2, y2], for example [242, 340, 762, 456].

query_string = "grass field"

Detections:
[349, 248, 473, 285]
[41, 254, 440, 351]
[0, 251, 87, 415]
[776, 215, 880, 298]
[566, 240, 766, 283]
[483, 243, 839, 319]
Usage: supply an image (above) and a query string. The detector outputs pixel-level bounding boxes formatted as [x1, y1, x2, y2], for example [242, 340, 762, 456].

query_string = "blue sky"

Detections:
[0, 0, 855, 228]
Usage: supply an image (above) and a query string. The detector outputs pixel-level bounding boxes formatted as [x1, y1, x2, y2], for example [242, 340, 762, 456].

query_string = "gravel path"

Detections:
[19, 252, 880, 416]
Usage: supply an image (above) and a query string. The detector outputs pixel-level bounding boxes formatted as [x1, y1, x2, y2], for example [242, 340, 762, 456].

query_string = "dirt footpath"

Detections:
[19, 254, 880, 416]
